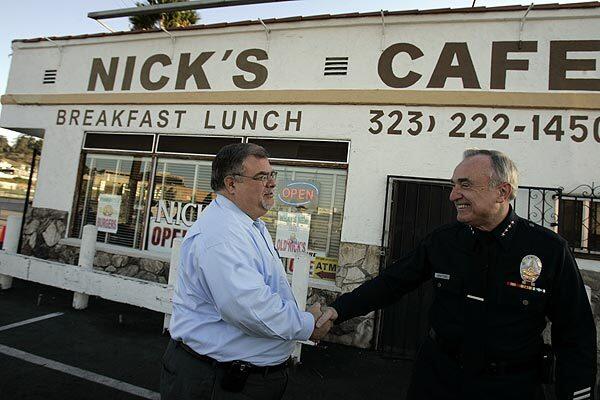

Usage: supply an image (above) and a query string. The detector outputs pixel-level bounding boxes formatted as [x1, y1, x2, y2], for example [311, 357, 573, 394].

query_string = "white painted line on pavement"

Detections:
[0, 312, 64, 332]
[0, 344, 160, 400]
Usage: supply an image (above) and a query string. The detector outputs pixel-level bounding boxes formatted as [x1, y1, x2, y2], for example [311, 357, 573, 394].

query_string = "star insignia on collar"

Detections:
[501, 220, 516, 237]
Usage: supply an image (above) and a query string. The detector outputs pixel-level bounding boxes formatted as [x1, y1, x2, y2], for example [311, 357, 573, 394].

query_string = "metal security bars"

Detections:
[558, 183, 600, 258]
[511, 186, 562, 231]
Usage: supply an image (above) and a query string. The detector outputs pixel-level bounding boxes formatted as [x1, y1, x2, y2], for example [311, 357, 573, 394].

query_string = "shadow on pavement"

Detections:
[0, 279, 413, 400]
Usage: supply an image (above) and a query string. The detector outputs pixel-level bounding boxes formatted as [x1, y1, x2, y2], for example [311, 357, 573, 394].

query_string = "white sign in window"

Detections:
[96, 194, 121, 233]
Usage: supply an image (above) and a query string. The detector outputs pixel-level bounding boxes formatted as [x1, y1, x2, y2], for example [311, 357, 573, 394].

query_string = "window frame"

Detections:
[83, 131, 156, 154]
[559, 196, 600, 257]
[266, 164, 348, 259]
[70, 152, 154, 249]
[70, 133, 351, 269]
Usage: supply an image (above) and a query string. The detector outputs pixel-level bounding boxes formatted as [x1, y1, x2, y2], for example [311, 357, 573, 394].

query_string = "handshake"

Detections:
[307, 303, 338, 342]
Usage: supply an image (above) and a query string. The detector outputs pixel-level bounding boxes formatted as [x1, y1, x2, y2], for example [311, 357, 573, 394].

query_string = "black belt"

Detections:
[174, 340, 291, 374]
[428, 329, 540, 376]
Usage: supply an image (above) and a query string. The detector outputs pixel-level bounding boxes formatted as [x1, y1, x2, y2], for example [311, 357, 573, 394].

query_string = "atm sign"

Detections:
[277, 181, 319, 209]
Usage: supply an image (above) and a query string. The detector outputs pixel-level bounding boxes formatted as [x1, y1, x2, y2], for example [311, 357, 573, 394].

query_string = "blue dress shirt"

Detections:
[169, 195, 314, 366]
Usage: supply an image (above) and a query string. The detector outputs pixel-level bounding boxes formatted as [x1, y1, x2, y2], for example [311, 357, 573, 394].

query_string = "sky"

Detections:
[0, 0, 585, 143]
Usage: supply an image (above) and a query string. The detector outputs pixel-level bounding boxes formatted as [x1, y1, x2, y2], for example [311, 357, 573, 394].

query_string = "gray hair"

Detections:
[463, 148, 519, 200]
[211, 143, 269, 191]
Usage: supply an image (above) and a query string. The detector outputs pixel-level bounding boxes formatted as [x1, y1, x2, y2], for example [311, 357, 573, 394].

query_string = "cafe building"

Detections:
[1, 3, 599, 354]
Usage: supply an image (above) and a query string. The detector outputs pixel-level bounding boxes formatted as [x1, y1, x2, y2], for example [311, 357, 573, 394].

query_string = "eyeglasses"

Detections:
[233, 171, 278, 184]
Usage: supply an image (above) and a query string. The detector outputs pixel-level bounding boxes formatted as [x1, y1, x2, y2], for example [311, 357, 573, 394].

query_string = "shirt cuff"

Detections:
[298, 311, 315, 341]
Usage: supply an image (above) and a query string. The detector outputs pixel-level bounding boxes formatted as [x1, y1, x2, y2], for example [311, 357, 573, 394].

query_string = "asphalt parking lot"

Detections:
[0, 279, 412, 400]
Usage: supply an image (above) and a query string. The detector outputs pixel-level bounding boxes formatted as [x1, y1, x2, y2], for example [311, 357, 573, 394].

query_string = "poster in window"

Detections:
[275, 211, 311, 259]
[312, 257, 338, 282]
[96, 194, 121, 234]
[147, 200, 203, 253]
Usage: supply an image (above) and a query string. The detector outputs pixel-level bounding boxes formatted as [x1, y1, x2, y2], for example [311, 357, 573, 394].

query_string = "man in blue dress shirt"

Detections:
[160, 143, 329, 400]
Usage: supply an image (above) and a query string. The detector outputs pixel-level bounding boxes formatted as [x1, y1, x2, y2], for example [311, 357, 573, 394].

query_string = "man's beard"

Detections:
[261, 198, 274, 211]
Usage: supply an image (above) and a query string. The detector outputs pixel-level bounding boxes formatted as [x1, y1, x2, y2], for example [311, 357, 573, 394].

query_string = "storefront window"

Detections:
[71, 135, 348, 284]
[263, 165, 347, 283]
[147, 159, 214, 253]
[72, 154, 151, 248]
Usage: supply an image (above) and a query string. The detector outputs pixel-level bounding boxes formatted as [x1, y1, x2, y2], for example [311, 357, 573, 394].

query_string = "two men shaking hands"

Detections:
[307, 303, 338, 341]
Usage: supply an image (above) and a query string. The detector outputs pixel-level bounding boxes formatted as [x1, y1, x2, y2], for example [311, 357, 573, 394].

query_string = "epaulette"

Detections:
[517, 217, 567, 245]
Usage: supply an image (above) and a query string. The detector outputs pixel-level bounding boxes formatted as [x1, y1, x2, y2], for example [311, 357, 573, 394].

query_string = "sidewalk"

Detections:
[0, 279, 413, 400]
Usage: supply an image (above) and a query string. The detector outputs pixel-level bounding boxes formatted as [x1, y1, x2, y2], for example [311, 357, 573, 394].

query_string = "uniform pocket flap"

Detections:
[433, 274, 462, 294]
[499, 285, 546, 311]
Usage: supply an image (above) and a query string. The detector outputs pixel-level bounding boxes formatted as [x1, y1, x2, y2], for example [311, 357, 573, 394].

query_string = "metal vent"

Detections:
[323, 57, 348, 76]
[43, 69, 57, 84]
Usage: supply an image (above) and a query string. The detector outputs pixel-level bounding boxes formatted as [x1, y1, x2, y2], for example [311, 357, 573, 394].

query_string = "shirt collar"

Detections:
[490, 205, 518, 247]
[214, 194, 257, 228]
[464, 206, 518, 251]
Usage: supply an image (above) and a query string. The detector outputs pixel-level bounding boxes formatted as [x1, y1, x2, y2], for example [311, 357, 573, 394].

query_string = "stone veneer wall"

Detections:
[21, 207, 68, 259]
[20, 207, 169, 283]
[308, 242, 381, 349]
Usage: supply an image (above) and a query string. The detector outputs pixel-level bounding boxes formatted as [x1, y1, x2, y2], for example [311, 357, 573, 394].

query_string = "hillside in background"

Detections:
[0, 134, 42, 199]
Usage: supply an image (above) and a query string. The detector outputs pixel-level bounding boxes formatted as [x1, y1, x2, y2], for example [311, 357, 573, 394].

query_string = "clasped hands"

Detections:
[307, 303, 338, 342]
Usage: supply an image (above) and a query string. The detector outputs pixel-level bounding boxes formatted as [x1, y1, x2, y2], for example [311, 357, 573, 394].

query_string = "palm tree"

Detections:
[130, 0, 198, 31]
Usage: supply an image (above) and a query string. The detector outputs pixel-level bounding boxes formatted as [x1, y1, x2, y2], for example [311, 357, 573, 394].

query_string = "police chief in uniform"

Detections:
[318, 149, 596, 400]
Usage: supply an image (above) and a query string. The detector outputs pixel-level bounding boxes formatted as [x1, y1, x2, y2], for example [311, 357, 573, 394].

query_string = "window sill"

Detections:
[60, 238, 171, 263]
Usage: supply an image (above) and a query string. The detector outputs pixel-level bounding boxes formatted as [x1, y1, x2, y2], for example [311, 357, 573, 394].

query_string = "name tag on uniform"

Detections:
[434, 273, 450, 280]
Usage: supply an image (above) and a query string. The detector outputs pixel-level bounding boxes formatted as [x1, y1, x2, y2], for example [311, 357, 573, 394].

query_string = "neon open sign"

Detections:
[277, 181, 319, 209]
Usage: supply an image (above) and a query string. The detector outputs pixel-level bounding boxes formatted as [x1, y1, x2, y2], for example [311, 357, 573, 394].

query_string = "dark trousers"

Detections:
[407, 337, 546, 400]
[160, 340, 289, 400]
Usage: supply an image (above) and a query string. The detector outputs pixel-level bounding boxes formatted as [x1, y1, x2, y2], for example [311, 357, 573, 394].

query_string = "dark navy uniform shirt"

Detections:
[332, 208, 596, 400]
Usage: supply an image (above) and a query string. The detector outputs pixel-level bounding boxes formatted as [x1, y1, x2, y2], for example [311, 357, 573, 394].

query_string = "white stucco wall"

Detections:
[1, 6, 599, 248]
[2, 103, 597, 246]
[33, 124, 84, 211]
[0, 105, 84, 212]
[5, 7, 599, 94]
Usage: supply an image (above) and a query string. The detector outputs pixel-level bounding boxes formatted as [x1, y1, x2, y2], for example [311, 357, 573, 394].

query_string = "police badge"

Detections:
[520, 255, 542, 286]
